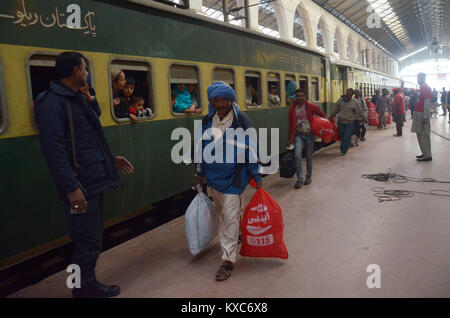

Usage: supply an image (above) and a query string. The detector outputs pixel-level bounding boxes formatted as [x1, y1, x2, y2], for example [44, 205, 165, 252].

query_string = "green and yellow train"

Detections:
[0, 0, 416, 269]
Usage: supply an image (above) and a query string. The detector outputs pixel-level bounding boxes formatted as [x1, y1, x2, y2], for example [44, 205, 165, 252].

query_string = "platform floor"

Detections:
[10, 115, 450, 298]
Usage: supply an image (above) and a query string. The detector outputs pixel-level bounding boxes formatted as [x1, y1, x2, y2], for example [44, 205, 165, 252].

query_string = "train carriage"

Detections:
[0, 0, 414, 269]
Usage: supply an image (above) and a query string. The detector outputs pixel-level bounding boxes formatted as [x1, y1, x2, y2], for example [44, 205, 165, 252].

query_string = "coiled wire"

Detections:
[361, 168, 450, 184]
[371, 187, 450, 202]
[362, 169, 450, 202]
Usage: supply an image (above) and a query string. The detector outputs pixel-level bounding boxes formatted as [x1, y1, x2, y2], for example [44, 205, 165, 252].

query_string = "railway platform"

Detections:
[9, 116, 450, 298]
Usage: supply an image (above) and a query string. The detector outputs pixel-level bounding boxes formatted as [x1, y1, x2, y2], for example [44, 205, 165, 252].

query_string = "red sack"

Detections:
[310, 116, 336, 144]
[240, 188, 288, 259]
[386, 112, 391, 124]
[366, 100, 379, 127]
[328, 117, 340, 141]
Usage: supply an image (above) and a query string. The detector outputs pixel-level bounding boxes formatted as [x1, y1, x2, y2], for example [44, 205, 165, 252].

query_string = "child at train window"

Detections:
[268, 85, 281, 107]
[173, 83, 201, 114]
[129, 96, 152, 122]
[114, 77, 136, 120]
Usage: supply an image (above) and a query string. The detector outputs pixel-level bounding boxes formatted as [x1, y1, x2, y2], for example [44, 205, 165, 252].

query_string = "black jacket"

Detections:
[34, 81, 122, 203]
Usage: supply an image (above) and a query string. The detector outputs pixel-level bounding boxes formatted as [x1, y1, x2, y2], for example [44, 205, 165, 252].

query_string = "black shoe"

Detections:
[417, 157, 432, 162]
[393, 134, 402, 137]
[72, 281, 121, 298]
[294, 180, 303, 189]
[416, 154, 424, 159]
[304, 178, 312, 185]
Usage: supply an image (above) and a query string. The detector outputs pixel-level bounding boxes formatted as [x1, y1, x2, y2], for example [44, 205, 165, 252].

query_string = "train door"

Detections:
[338, 66, 347, 94]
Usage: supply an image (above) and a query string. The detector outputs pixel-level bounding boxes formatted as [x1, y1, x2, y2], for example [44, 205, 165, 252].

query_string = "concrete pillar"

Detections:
[273, 0, 295, 41]
[348, 36, 357, 63]
[336, 28, 347, 60]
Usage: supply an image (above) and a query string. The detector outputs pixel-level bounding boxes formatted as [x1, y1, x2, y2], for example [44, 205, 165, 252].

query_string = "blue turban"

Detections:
[207, 82, 237, 117]
[207, 82, 236, 102]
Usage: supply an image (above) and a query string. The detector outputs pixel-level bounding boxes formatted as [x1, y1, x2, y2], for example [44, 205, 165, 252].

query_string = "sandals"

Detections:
[216, 262, 233, 281]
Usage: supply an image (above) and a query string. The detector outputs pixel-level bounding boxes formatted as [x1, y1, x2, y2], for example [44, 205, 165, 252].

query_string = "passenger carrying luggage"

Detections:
[240, 187, 288, 259]
[279, 151, 296, 178]
[185, 191, 219, 256]
[310, 116, 337, 144]
[366, 100, 379, 127]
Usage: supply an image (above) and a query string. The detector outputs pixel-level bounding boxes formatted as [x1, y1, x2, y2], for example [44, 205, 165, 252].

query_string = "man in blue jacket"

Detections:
[34, 52, 134, 298]
[194, 82, 262, 281]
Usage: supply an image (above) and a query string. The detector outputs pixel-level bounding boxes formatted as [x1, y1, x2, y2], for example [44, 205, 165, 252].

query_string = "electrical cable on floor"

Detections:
[431, 130, 450, 141]
[361, 168, 450, 184]
[371, 187, 450, 203]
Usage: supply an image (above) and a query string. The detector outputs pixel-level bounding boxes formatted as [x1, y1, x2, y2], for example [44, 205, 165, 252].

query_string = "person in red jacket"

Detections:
[393, 88, 406, 137]
[288, 89, 327, 189]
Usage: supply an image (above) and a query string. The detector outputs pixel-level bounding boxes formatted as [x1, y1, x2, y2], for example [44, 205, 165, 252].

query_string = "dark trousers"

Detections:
[338, 122, 354, 154]
[64, 193, 104, 285]
[396, 122, 403, 136]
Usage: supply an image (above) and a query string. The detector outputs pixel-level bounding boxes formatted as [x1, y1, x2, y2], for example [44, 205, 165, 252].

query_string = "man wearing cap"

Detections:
[392, 88, 406, 137]
[412, 73, 433, 161]
[194, 82, 262, 281]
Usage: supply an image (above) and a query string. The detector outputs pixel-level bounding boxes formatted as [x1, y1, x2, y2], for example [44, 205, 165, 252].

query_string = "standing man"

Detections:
[329, 88, 367, 156]
[412, 72, 433, 162]
[34, 52, 134, 298]
[288, 89, 327, 189]
[371, 89, 380, 106]
[440, 87, 447, 117]
[375, 89, 391, 129]
[392, 88, 406, 137]
[194, 82, 262, 281]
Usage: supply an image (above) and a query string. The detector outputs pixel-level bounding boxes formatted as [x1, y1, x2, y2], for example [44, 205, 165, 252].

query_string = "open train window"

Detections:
[299, 76, 309, 100]
[285, 74, 296, 105]
[245, 71, 262, 108]
[311, 77, 320, 102]
[213, 68, 235, 89]
[170, 64, 202, 115]
[267, 72, 281, 107]
[110, 59, 154, 122]
[27, 52, 94, 115]
[0, 59, 8, 135]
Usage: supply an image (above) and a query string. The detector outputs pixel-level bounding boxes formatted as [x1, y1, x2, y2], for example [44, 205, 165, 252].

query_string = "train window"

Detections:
[299, 76, 309, 100]
[245, 71, 262, 108]
[169, 64, 201, 115]
[285, 74, 297, 105]
[27, 52, 94, 113]
[0, 59, 8, 135]
[111, 60, 155, 122]
[213, 68, 235, 89]
[27, 54, 57, 109]
[267, 72, 281, 107]
[311, 77, 320, 102]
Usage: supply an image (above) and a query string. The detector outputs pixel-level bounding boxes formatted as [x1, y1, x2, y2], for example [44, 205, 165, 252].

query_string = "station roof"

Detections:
[200, 0, 449, 60]
[312, 0, 449, 58]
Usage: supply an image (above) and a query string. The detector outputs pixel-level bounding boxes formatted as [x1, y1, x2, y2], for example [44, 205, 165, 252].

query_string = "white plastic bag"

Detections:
[185, 192, 219, 256]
